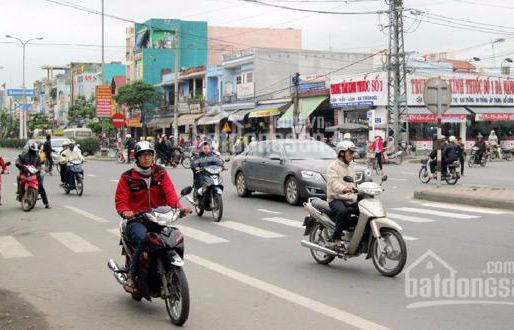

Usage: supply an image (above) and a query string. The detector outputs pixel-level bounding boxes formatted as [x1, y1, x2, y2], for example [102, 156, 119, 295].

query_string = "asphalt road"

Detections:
[1, 148, 514, 330]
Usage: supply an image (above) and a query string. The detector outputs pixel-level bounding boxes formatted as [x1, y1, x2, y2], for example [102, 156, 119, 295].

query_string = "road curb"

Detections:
[413, 188, 514, 211]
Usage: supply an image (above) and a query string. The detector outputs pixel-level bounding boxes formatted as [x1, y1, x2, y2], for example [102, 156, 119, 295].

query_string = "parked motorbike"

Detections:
[63, 159, 84, 196]
[192, 163, 226, 222]
[501, 147, 514, 161]
[419, 159, 461, 185]
[468, 147, 487, 167]
[0, 161, 11, 206]
[300, 176, 407, 277]
[174, 147, 193, 169]
[488, 145, 502, 162]
[17, 164, 39, 212]
[107, 186, 192, 326]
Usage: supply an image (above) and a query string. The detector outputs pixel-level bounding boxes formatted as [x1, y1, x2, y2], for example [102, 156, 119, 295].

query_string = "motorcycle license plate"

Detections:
[303, 217, 315, 236]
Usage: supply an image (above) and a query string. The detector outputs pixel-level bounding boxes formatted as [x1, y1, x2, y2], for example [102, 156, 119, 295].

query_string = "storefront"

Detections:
[276, 95, 329, 139]
[246, 100, 290, 140]
[176, 113, 203, 140]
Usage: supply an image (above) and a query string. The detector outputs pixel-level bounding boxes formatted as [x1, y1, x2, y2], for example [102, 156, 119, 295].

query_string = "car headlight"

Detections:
[301, 170, 324, 181]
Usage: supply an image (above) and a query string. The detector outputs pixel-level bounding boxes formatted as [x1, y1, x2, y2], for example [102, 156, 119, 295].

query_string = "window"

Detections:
[246, 72, 253, 83]
[236, 76, 242, 84]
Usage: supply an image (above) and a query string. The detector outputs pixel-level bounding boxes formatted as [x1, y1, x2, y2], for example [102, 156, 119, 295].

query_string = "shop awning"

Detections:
[465, 107, 514, 121]
[147, 116, 173, 128]
[228, 108, 254, 122]
[177, 113, 203, 126]
[277, 96, 328, 128]
[197, 112, 229, 126]
[248, 102, 290, 119]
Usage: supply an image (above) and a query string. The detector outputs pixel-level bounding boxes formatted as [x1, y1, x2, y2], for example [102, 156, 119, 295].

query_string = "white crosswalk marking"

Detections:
[409, 201, 506, 215]
[387, 213, 436, 223]
[0, 236, 33, 258]
[257, 209, 281, 215]
[111, 179, 119, 183]
[261, 217, 303, 229]
[392, 207, 479, 219]
[87, 174, 96, 177]
[403, 236, 419, 241]
[179, 225, 229, 244]
[50, 232, 101, 253]
[64, 205, 109, 223]
[216, 221, 285, 238]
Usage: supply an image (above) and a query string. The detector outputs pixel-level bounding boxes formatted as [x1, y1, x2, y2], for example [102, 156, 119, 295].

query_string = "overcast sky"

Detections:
[1, 0, 514, 88]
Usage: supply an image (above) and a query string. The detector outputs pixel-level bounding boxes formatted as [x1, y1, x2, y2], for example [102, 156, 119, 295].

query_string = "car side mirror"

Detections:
[180, 186, 193, 196]
[343, 176, 354, 183]
[269, 154, 282, 161]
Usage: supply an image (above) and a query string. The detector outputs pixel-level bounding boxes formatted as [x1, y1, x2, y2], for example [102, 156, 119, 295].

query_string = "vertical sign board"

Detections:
[96, 85, 112, 118]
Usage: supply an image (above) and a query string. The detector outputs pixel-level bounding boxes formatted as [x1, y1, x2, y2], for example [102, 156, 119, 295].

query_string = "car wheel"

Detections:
[285, 177, 301, 205]
[236, 172, 251, 197]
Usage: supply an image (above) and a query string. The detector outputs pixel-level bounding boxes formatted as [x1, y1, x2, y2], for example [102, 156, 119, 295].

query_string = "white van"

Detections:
[63, 128, 93, 139]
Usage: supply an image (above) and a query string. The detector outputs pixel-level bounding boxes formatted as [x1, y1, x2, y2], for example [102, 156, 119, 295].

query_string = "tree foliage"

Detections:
[68, 96, 95, 126]
[28, 113, 52, 131]
[0, 112, 19, 138]
[114, 81, 162, 112]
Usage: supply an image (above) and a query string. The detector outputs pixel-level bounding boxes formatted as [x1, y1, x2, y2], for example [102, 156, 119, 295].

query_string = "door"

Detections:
[259, 142, 287, 194]
[242, 142, 267, 191]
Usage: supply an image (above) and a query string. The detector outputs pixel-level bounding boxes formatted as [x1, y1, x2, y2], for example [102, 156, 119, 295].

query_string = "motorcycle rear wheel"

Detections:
[309, 223, 336, 265]
[445, 169, 459, 185]
[371, 229, 407, 277]
[76, 176, 84, 196]
[22, 187, 38, 212]
[418, 167, 431, 184]
[165, 268, 190, 326]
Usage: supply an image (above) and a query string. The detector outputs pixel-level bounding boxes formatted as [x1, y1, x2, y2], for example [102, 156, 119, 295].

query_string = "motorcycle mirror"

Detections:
[381, 175, 388, 182]
[5, 161, 11, 166]
[343, 176, 354, 183]
[180, 186, 193, 196]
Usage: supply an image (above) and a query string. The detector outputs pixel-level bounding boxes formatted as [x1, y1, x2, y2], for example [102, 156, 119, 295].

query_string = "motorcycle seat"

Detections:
[310, 198, 334, 216]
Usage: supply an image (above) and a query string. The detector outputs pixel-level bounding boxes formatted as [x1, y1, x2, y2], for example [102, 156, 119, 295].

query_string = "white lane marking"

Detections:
[261, 217, 303, 229]
[216, 221, 285, 238]
[388, 178, 408, 181]
[392, 207, 480, 219]
[179, 225, 229, 244]
[409, 200, 506, 215]
[387, 213, 436, 223]
[107, 229, 120, 236]
[188, 255, 389, 330]
[111, 179, 119, 183]
[0, 236, 33, 258]
[403, 236, 419, 241]
[257, 209, 281, 215]
[87, 174, 96, 177]
[49, 232, 101, 253]
[64, 205, 109, 223]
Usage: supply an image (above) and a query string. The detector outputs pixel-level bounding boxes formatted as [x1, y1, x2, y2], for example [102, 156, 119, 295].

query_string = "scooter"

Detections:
[17, 164, 39, 212]
[383, 150, 403, 165]
[501, 147, 514, 161]
[419, 159, 461, 185]
[62, 159, 84, 196]
[468, 147, 487, 167]
[117, 149, 135, 164]
[0, 161, 10, 206]
[107, 187, 192, 326]
[300, 176, 407, 277]
[192, 164, 226, 222]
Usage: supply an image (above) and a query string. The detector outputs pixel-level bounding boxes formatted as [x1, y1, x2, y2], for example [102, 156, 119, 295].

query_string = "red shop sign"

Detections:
[475, 113, 514, 122]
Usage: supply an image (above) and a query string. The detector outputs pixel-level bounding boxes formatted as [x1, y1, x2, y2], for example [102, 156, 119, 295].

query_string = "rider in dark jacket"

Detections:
[443, 136, 459, 175]
[191, 141, 224, 193]
[15, 142, 50, 208]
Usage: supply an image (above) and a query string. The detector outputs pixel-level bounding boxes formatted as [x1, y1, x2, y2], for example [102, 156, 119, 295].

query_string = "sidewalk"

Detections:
[414, 185, 514, 210]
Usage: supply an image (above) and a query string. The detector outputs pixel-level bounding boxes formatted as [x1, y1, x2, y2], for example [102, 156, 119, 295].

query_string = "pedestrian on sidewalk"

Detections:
[456, 137, 465, 176]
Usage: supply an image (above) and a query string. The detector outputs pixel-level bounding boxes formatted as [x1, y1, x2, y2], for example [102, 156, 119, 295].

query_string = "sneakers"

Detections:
[45, 204, 51, 209]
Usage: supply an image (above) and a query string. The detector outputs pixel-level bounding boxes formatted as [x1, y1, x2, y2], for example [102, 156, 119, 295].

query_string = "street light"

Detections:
[501, 58, 513, 75]
[5, 34, 43, 139]
[469, 57, 481, 62]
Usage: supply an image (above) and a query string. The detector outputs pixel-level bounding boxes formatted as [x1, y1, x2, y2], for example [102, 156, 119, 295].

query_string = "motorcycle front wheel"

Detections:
[117, 153, 125, 164]
[76, 176, 84, 196]
[445, 169, 459, 185]
[418, 167, 431, 184]
[194, 198, 204, 217]
[165, 268, 190, 326]
[371, 229, 407, 277]
[211, 193, 223, 222]
[468, 155, 475, 167]
[309, 223, 336, 265]
[22, 187, 38, 212]
[181, 157, 191, 169]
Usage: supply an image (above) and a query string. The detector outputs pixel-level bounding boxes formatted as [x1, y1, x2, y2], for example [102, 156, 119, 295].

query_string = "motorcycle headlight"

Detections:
[301, 171, 323, 182]
[365, 169, 371, 177]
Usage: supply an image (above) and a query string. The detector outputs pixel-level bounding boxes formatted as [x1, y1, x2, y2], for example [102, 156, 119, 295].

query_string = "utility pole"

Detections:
[173, 27, 181, 141]
[385, 0, 408, 150]
[101, 0, 105, 80]
[292, 72, 300, 139]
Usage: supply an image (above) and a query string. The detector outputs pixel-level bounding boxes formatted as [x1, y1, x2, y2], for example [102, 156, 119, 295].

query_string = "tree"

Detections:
[68, 96, 95, 127]
[0, 111, 19, 138]
[87, 118, 114, 136]
[27, 113, 52, 132]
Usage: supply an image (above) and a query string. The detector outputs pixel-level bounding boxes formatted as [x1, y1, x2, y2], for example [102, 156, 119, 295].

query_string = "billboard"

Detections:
[330, 73, 387, 108]
[7, 89, 35, 97]
[96, 85, 112, 118]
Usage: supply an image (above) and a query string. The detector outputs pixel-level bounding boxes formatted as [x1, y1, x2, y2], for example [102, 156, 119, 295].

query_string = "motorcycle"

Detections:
[63, 159, 84, 196]
[300, 176, 407, 277]
[192, 163, 226, 222]
[0, 161, 10, 205]
[107, 186, 192, 326]
[383, 150, 403, 165]
[173, 147, 193, 169]
[17, 164, 39, 212]
[488, 145, 502, 162]
[419, 159, 461, 185]
[117, 149, 134, 164]
[501, 147, 514, 161]
[468, 146, 487, 167]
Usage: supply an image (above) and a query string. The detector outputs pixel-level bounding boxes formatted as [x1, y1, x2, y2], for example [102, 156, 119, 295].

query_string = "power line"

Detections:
[423, 12, 514, 32]
[239, 0, 386, 14]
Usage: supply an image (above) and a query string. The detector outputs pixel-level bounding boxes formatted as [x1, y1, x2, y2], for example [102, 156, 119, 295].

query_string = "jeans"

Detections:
[375, 152, 383, 171]
[45, 153, 53, 172]
[127, 220, 147, 275]
[459, 155, 465, 175]
[329, 200, 358, 240]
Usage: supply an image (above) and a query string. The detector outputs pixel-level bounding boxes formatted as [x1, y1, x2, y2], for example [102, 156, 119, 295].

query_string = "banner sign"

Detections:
[475, 113, 514, 122]
[7, 89, 34, 97]
[401, 114, 467, 123]
[299, 73, 326, 93]
[96, 85, 112, 118]
[330, 73, 386, 108]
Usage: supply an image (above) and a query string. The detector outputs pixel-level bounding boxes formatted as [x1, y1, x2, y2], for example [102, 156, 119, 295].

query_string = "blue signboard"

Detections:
[7, 89, 35, 97]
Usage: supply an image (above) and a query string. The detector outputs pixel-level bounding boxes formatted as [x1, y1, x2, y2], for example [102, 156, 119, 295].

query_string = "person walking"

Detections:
[369, 135, 385, 176]
[456, 137, 465, 176]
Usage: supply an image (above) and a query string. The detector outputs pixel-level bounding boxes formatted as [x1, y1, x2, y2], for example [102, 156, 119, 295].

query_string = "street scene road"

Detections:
[1, 147, 514, 329]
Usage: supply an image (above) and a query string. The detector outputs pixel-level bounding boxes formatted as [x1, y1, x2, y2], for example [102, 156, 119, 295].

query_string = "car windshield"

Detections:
[282, 141, 336, 160]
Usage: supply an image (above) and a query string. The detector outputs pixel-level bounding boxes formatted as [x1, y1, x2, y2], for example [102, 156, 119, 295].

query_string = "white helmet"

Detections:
[343, 132, 352, 140]
[335, 141, 358, 155]
[126, 134, 132, 139]
[134, 140, 154, 157]
[28, 141, 39, 152]
[449, 136, 456, 142]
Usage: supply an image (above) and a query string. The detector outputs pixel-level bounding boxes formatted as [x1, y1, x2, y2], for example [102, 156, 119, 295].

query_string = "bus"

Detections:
[63, 128, 93, 139]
